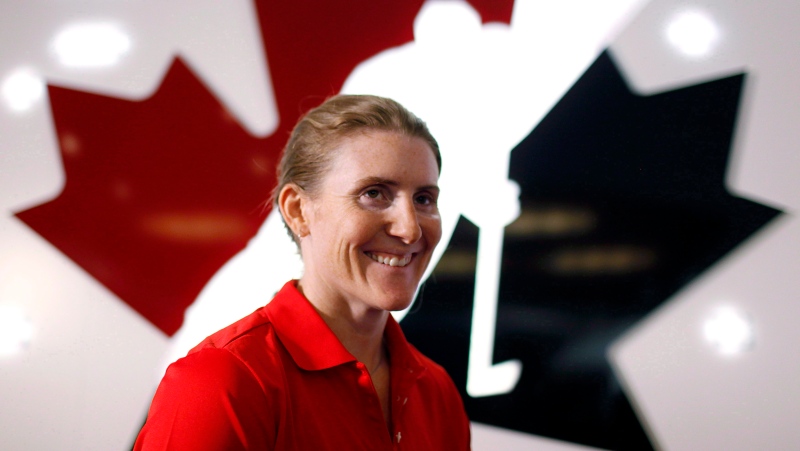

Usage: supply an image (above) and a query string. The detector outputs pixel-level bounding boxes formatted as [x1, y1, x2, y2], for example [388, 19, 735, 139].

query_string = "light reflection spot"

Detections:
[665, 10, 720, 58]
[52, 22, 132, 68]
[1, 68, 45, 113]
[0, 305, 34, 357]
[60, 132, 82, 157]
[141, 211, 251, 243]
[703, 307, 754, 356]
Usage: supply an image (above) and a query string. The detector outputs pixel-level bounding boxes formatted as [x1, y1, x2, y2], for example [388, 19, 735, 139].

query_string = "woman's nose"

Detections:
[386, 199, 422, 244]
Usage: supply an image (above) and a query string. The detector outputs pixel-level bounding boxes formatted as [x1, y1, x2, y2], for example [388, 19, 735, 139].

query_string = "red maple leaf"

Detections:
[16, 58, 274, 335]
[15, 0, 514, 336]
[254, 0, 514, 116]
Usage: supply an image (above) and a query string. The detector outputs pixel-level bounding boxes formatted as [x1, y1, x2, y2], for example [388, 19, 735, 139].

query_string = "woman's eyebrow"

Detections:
[355, 176, 397, 187]
[355, 176, 440, 193]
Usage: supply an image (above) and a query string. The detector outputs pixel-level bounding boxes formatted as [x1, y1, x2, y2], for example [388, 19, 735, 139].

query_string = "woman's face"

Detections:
[299, 130, 442, 313]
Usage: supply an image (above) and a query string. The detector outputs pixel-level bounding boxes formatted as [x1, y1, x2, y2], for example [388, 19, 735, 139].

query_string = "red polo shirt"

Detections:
[135, 281, 471, 450]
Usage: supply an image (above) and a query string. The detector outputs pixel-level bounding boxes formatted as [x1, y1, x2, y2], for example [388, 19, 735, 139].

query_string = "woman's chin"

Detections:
[386, 298, 414, 312]
[374, 289, 416, 312]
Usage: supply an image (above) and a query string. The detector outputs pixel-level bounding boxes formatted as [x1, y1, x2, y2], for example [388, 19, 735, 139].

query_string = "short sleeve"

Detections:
[134, 348, 275, 450]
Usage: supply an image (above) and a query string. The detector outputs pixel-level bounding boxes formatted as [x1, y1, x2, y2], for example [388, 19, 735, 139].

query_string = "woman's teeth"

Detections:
[367, 252, 411, 267]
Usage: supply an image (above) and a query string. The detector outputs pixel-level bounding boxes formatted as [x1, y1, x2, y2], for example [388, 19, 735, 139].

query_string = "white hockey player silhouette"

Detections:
[343, 0, 645, 397]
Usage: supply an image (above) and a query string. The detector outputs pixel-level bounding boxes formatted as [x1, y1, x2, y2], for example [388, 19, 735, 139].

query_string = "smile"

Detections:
[366, 252, 412, 267]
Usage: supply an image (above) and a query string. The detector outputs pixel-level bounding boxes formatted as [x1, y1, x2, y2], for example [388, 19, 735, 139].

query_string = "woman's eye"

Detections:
[361, 188, 387, 203]
[416, 194, 436, 206]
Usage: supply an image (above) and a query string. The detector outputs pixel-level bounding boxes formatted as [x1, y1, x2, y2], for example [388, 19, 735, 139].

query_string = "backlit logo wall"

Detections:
[1, 1, 798, 450]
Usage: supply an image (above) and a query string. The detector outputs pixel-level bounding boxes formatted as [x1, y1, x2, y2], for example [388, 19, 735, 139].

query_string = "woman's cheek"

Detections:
[423, 214, 443, 245]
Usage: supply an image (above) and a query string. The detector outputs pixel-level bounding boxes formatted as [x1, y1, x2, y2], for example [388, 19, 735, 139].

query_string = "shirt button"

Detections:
[396, 431, 402, 443]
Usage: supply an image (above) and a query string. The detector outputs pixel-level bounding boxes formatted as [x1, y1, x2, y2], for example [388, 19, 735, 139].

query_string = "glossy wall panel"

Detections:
[1, 1, 797, 450]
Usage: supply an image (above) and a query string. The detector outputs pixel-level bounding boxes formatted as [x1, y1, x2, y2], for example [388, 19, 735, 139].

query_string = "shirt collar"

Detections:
[266, 281, 355, 371]
[383, 310, 426, 377]
[266, 280, 425, 377]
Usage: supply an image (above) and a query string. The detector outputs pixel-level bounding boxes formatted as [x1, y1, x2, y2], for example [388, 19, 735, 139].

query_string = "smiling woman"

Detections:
[134, 95, 470, 450]
[285, 131, 442, 314]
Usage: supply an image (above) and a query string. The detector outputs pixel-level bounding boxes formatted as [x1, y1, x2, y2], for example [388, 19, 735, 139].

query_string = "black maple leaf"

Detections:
[402, 51, 780, 450]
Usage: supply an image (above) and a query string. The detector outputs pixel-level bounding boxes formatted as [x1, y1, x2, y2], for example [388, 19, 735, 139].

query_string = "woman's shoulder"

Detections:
[137, 322, 283, 450]
[189, 305, 271, 352]
[404, 343, 462, 395]
[399, 343, 472, 443]
[183, 305, 288, 384]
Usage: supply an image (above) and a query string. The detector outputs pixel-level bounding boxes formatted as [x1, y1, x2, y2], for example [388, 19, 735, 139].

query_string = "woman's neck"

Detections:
[296, 279, 388, 369]
[296, 279, 393, 429]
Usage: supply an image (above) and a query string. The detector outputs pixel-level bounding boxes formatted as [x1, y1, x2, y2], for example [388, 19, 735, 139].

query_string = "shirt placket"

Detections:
[390, 366, 419, 449]
[355, 361, 395, 449]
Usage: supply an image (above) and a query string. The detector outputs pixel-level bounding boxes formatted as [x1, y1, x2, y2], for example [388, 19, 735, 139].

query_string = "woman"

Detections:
[135, 95, 471, 450]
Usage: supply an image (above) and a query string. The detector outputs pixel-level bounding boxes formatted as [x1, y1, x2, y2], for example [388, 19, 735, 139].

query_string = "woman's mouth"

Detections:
[365, 252, 412, 267]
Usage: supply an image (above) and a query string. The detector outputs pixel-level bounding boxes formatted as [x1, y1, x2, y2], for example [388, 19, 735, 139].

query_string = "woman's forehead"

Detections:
[325, 130, 439, 185]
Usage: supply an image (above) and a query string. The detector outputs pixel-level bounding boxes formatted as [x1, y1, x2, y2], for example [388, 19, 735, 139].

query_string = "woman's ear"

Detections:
[278, 183, 310, 239]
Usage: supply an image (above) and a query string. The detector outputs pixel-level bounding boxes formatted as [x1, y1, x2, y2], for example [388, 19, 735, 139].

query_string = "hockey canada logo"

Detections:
[9, 1, 791, 450]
